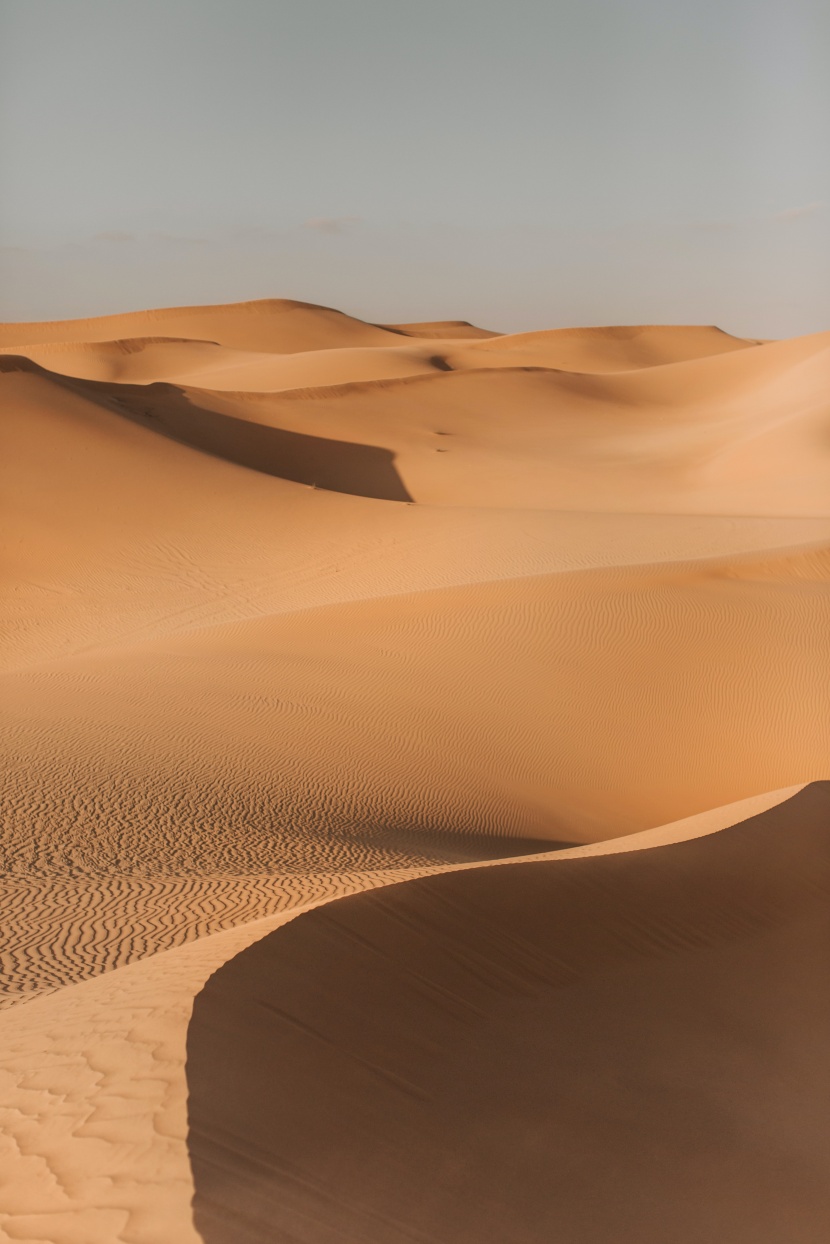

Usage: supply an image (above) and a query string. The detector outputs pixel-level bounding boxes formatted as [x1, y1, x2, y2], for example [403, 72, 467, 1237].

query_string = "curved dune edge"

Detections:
[0, 785, 806, 1244]
[186, 781, 830, 1244]
[0, 321, 767, 393]
[5, 321, 828, 515]
[2, 292, 828, 1244]
[0, 298, 500, 354]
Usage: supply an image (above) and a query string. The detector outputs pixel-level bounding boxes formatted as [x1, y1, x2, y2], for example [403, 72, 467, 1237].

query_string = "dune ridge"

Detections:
[0, 786, 818, 1243]
[0, 296, 828, 1242]
[187, 784, 830, 1244]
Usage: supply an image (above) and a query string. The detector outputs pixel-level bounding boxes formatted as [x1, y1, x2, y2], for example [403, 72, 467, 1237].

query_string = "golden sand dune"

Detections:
[0, 316, 759, 393]
[0, 297, 424, 352]
[6, 322, 826, 515]
[0, 785, 820, 1242]
[463, 320, 761, 369]
[187, 783, 830, 1244]
[0, 298, 828, 1242]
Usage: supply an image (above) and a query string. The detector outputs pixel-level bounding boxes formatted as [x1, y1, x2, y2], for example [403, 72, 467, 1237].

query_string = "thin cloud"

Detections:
[771, 201, 825, 221]
[150, 231, 210, 246]
[94, 230, 136, 243]
[694, 201, 827, 233]
[303, 215, 362, 235]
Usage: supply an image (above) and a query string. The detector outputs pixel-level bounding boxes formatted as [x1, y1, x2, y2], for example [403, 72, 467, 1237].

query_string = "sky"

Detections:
[1, 0, 828, 336]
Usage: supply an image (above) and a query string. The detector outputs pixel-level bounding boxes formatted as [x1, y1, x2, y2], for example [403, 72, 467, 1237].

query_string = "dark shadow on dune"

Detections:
[4, 356, 413, 501]
[349, 824, 570, 865]
[187, 783, 830, 1244]
[108, 382, 413, 501]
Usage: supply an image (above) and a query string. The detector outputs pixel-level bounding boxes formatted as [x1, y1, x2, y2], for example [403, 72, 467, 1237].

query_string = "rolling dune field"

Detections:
[1, 298, 828, 1242]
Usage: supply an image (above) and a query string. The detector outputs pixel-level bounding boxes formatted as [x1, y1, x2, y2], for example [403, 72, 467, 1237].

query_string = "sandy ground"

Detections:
[1, 298, 828, 1241]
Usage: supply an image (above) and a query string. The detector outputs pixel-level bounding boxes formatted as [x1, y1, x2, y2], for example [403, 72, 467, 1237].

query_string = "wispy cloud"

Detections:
[94, 230, 136, 243]
[694, 201, 827, 233]
[771, 201, 826, 222]
[303, 215, 362, 235]
[149, 231, 210, 246]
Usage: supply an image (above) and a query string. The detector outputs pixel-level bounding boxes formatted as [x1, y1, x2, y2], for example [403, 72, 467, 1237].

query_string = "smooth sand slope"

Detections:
[187, 784, 830, 1244]
[0, 297, 828, 1242]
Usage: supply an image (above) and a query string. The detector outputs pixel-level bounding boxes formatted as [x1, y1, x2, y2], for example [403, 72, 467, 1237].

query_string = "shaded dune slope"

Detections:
[1, 296, 829, 1242]
[2, 313, 829, 1014]
[187, 783, 830, 1244]
[4, 326, 829, 514]
[0, 354, 413, 500]
[0, 789, 807, 1244]
[8, 356, 827, 675]
[182, 330, 827, 512]
[379, 318, 500, 340]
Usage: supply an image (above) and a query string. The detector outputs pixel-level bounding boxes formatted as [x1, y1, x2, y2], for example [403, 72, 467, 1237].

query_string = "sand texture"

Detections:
[1, 297, 828, 1241]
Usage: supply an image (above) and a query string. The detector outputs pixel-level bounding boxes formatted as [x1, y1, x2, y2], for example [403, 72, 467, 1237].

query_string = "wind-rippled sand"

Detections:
[1, 299, 828, 1241]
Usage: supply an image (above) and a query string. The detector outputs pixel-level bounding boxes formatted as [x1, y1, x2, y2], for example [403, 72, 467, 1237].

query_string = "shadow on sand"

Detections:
[108, 381, 414, 501]
[3, 356, 413, 502]
[186, 784, 830, 1244]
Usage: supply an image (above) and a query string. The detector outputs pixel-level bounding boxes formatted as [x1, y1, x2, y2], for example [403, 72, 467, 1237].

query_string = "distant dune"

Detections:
[0, 298, 828, 1241]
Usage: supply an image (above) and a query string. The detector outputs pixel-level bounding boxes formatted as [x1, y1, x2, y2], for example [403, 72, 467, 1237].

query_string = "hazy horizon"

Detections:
[2, 0, 828, 337]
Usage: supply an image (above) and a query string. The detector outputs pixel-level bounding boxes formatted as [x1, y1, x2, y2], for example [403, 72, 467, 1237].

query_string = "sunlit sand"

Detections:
[1, 299, 828, 1242]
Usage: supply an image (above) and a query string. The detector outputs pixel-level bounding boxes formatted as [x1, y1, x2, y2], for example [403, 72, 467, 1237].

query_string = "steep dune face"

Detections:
[186, 784, 830, 1244]
[131, 331, 823, 513]
[0, 788, 809, 1244]
[0, 299, 828, 1242]
[6, 326, 829, 514]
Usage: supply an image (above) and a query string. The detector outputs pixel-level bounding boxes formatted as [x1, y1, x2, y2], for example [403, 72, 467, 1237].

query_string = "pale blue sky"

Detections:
[1, 0, 828, 334]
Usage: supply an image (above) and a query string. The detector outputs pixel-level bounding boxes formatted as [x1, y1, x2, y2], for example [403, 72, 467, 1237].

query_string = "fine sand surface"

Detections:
[187, 784, 830, 1244]
[1, 297, 829, 1242]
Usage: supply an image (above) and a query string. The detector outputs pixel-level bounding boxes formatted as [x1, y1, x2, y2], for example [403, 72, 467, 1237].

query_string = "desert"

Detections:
[1, 297, 829, 1243]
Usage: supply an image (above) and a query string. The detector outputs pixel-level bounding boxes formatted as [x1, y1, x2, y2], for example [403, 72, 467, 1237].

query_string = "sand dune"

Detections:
[0, 318, 762, 395]
[4, 325, 829, 516]
[0, 297, 499, 354]
[0, 298, 828, 1242]
[0, 785, 816, 1242]
[187, 783, 830, 1244]
[463, 320, 761, 369]
[0, 337, 459, 391]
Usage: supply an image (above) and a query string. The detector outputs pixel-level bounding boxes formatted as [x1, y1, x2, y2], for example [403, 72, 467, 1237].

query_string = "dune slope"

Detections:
[187, 783, 830, 1244]
[0, 298, 828, 1243]
[0, 298, 414, 352]
[0, 787, 807, 1244]
[10, 325, 825, 513]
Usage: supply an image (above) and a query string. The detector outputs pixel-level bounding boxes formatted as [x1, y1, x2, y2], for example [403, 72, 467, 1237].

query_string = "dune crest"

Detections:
[187, 784, 830, 1244]
[1, 297, 828, 1242]
[0, 785, 818, 1242]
